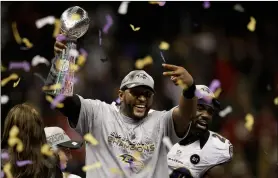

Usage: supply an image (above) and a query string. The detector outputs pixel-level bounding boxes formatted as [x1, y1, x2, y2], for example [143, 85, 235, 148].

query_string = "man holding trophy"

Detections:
[45, 6, 198, 178]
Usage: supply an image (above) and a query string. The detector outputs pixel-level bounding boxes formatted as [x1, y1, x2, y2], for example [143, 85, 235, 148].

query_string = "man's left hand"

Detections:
[162, 64, 193, 89]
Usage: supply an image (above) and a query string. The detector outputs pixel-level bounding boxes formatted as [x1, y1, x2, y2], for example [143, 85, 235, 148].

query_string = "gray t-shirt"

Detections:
[75, 95, 185, 178]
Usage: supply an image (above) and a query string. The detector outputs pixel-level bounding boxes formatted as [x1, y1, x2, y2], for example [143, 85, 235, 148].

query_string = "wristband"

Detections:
[182, 81, 196, 99]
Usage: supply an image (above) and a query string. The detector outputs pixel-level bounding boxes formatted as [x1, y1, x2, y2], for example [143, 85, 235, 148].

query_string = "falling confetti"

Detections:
[159, 41, 170, 50]
[36, 16, 56, 29]
[160, 51, 166, 63]
[219, 106, 233, 117]
[274, 97, 278, 105]
[245, 113, 254, 131]
[41, 144, 54, 157]
[82, 162, 102, 172]
[12, 22, 22, 44]
[149, 1, 166, 6]
[8, 126, 24, 152]
[42, 83, 62, 91]
[109, 168, 124, 175]
[53, 19, 61, 37]
[209, 79, 221, 92]
[214, 88, 222, 98]
[32, 55, 50, 67]
[56, 34, 67, 42]
[3, 163, 12, 178]
[77, 55, 86, 66]
[247, 16, 256, 32]
[1, 152, 9, 160]
[203, 1, 211, 9]
[84, 133, 99, 146]
[21, 38, 33, 48]
[13, 78, 21, 88]
[135, 55, 153, 69]
[45, 95, 64, 108]
[9, 61, 30, 72]
[1, 95, 9, 104]
[103, 15, 113, 34]
[50, 94, 65, 109]
[16, 160, 33, 167]
[130, 24, 140, 31]
[79, 48, 88, 57]
[1, 73, 19, 87]
[118, 2, 130, 15]
[233, 4, 245, 12]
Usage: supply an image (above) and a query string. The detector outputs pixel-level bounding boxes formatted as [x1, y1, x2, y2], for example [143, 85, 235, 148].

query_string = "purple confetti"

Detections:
[116, 97, 120, 104]
[99, 30, 102, 46]
[203, 1, 210, 9]
[9, 61, 30, 72]
[1, 171, 4, 178]
[103, 15, 113, 34]
[16, 160, 33, 167]
[209, 79, 221, 92]
[1, 152, 9, 160]
[51, 94, 65, 109]
[79, 48, 88, 58]
[160, 51, 166, 63]
[56, 34, 67, 42]
[158, 2, 166, 6]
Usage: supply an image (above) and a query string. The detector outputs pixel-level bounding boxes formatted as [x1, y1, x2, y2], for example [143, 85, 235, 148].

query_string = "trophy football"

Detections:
[44, 6, 90, 96]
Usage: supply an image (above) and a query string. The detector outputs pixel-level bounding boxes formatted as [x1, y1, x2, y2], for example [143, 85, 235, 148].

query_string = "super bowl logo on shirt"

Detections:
[190, 154, 200, 165]
[119, 154, 145, 173]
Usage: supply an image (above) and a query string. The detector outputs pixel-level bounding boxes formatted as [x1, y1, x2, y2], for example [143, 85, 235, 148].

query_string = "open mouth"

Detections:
[196, 120, 208, 129]
[134, 105, 146, 113]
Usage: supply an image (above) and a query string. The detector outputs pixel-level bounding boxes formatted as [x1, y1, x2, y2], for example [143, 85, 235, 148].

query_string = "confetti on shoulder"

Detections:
[82, 162, 102, 172]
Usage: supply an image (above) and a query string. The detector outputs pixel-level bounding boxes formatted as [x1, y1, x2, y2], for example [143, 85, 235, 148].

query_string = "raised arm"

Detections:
[162, 64, 197, 137]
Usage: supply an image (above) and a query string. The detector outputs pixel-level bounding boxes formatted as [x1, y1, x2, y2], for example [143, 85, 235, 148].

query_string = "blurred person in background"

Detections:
[43, 37, 197, 178]
[1, 103, 63, 178]
[168, 85, 233, 178]
[44, 126, 83, 178]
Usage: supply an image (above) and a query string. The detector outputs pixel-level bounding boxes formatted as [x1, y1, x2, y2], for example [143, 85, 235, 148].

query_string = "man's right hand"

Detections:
[54, 40, 67, 56]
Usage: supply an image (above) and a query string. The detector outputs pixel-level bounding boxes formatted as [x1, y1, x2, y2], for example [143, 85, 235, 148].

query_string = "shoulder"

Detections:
[208, 131, 233, 163]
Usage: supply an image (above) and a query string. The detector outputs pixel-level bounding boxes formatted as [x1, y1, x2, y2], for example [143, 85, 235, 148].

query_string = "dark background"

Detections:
[1, 1, 278, 178]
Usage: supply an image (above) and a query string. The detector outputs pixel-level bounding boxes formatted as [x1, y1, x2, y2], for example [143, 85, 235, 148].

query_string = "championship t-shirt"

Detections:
[75, 95, 185, 178]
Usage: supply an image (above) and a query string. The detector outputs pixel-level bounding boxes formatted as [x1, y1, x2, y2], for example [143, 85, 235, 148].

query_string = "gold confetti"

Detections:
[274, 97, 278, 105]
[214, 88, 222, 98]
[53, 19, 61, 37]
[3, 163, 13, 178]
[84, 133, 99, 146]
[247, 16, 256, 32]
[133, 151, 141, 160]
[82, 162, 102, 172]
[245, 113, 254, 131]
[135, 55, 153, 69]
[159, 41, 170, 50]
[42, 83, 62, 91]
[77, 55, 86, 66]
[41, 144, 54, 157]
[12, 22, 22, 44]
[22, 38, 33, 48]
[8, 126, 24, 152]
[109, 168, 124, 175]
[45, 95, 64, 108]
[1, 73, 19, 87]
[130, 24, 140, 31]
[13, 78, 21, 87]
[70, 63, 79, 72]
[71, 13, 81, 20]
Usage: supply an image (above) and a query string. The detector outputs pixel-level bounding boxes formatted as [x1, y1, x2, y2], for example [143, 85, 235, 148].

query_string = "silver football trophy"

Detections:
[45, 6, 89, 96]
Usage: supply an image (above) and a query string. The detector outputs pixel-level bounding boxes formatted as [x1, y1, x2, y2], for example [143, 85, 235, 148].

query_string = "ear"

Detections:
[118, 90, 124, 102]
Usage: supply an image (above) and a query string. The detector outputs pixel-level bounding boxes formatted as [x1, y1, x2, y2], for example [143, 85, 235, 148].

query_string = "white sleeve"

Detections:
[217, 140, 233, 164]
[75, 95, 104, 136]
